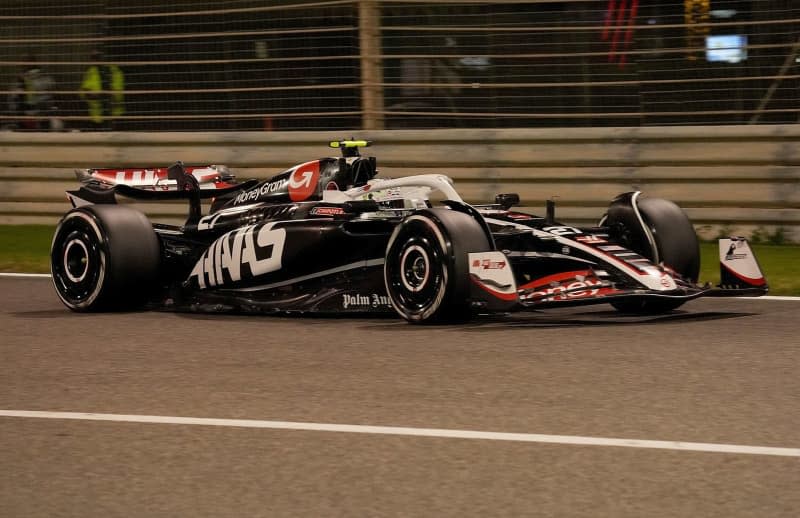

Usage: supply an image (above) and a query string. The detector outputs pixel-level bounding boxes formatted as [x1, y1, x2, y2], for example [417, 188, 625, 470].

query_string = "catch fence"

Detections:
[0, 0, 797, 131]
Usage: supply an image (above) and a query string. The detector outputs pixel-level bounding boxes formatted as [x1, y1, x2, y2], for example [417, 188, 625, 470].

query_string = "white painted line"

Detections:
[1, 410, 798, 458]
[0, 272, 50, 278]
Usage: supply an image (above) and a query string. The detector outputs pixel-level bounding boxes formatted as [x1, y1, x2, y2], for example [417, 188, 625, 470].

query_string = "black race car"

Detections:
[51, 140, 767, 323]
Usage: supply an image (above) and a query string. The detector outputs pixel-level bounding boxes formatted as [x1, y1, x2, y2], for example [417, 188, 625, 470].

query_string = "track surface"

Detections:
[2, 276, 798, 517]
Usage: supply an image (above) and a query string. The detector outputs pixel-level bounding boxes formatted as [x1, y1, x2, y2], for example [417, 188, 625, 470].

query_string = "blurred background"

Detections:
[0, 1, 797, 243]
[0, 0, 797, 132]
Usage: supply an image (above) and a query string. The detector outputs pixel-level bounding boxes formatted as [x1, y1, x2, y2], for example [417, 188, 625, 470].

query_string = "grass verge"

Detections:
[1, 225, 798, 295]
[0, 225, 53, 274]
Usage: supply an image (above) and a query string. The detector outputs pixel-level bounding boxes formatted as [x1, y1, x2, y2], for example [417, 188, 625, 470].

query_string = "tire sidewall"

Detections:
[606, 196, 701, 314]
[638, 197, 700, 283]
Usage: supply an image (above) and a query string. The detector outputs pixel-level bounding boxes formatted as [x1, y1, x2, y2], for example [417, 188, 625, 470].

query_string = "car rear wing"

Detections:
[75, 163, 236, 190]
[67, 161, 258, 226]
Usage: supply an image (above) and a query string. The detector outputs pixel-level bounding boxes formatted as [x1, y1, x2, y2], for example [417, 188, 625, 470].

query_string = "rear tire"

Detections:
[384, 208, 490, 323]
[50, 205, 160, 311]
[607, 196, 700, 314]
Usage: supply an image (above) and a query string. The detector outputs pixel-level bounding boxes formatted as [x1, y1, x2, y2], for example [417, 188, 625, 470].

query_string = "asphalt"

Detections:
[1, 276, 798, 517]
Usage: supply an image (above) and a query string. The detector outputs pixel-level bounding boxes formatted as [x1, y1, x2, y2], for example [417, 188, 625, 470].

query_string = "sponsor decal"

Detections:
[576, 235, 607, 244]
[188, 223, 286, 289]
[310, 206, 345, 217]
[113, 169, 160, 185]
[92, 166, 221, 188]
[471, 258, 507, 270]
[228, 162, 321, 205]
[234, 178, 289, 205]
[725, 241, 748, 261]
[288, 160, 320, 201]
[521, 279, 613, 301]
[359, 186, 403, 203]
[507, 212, 533, 220]
[342, 293, 392, 309]
[543, 226, 583, 236]
[519, 269, 620, 302]
[468, 251, 517, 304]
[523, 281, 622, 301]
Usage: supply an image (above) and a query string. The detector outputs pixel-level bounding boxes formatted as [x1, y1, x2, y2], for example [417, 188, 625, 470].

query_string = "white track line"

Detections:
[1, 410, 798, 458]
[1, 272, 798, 301]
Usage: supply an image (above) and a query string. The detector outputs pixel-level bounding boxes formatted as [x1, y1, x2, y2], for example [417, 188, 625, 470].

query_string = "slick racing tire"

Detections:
[51, 205, 160, 311]
[384, 208, 491, 324]
[607, 196, 700, 314]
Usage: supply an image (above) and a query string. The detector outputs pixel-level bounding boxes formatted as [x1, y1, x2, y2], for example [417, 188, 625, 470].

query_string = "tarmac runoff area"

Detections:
[1, 274, 799, 517]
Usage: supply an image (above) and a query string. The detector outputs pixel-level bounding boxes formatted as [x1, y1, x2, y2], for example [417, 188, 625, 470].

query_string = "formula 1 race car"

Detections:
[51, 140, 768, 323]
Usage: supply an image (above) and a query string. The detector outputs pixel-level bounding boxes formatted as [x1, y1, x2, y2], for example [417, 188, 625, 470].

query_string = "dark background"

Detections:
[0, 0, 797, 131]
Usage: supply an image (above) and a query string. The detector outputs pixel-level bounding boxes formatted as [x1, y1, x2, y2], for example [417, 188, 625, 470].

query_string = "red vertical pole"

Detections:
[602, 0, 617, 41]
[619, 0, 639, 68]
[609, 0, 628, 62]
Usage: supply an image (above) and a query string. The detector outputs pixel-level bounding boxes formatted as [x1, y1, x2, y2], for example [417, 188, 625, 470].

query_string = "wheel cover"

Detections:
[386, 224, 448, 320]
[400, 244, 430, 293]
[51, 214, 106, 308]
[63, 238, 90, 283]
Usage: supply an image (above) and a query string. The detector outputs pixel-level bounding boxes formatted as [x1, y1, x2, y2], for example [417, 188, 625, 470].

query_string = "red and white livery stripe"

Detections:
[483, 217, 678, 292]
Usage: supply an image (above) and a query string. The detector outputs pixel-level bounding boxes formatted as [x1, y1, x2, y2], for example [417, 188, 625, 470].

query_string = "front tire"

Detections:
[607, 195, 700, 314]
[50, 205, 160, 311]
[384, 208, 490, 323]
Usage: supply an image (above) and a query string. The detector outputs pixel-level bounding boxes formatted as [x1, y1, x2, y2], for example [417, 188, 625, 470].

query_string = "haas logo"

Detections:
[288, 161, 320, 201]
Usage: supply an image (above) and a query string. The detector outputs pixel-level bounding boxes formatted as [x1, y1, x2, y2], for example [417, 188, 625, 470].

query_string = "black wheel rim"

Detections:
[387, 228, 446, 316]
[401, 244, 430, 293]
[51, 217, 103, 306]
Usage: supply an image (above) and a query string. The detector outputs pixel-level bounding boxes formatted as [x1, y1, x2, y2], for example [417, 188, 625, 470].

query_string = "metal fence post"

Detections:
[359, 0, 384, 130]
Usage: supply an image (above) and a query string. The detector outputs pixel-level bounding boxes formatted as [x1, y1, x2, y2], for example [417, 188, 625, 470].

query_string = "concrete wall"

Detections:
[1, 125, 798, 241]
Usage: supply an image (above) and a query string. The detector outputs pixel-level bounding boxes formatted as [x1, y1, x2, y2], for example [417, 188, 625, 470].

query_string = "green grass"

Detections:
[0, 225, 54, 274]
[2, 225, 798, 295]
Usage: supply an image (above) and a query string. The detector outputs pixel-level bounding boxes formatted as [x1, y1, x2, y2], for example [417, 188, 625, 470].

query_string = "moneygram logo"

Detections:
[288, 161, 320, 201]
